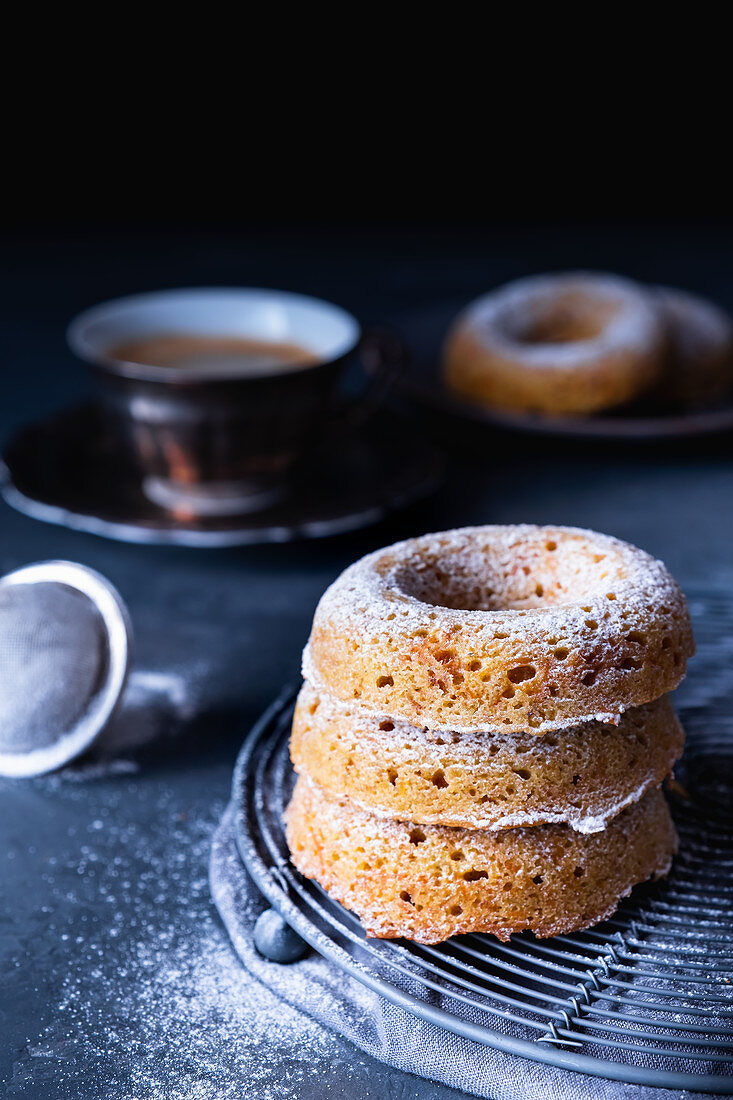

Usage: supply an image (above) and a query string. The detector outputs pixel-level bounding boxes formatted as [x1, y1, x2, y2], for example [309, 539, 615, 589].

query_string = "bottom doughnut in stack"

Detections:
[285, 780, 676, 944]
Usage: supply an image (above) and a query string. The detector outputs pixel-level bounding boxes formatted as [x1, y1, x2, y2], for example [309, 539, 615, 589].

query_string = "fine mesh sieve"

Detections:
[0, 561, 132, 777]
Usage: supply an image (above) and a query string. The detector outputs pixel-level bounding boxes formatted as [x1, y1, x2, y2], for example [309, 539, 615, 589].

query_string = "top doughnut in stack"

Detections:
[285, 525, 694, 944]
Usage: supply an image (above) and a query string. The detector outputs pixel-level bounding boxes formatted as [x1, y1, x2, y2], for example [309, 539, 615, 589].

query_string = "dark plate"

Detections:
[0, 403, 443, 546]
[397, 301, 733, 441]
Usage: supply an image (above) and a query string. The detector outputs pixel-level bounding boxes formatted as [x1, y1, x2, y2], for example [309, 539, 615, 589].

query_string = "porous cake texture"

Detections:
[285, 780, 676, 944]
[291, 684, 683, 834]
[304, 526, 694, 734]
[286, 525, 692, 942]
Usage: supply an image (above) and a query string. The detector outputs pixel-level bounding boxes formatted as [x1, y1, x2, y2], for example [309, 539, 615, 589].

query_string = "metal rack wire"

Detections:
[233, 589, 733, 1092]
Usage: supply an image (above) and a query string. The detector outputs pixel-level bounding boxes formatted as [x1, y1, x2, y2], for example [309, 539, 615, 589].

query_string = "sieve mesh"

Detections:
[0, 582, 106, 753]
[0, 561, 132, 776]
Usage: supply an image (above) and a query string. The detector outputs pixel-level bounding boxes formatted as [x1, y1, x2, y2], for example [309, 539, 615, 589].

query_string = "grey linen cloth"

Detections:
[210, 803, 722, 1100]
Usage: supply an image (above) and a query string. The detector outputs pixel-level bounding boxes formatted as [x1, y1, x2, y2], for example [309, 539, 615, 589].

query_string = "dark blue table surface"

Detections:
[2, 223, 733, 1099]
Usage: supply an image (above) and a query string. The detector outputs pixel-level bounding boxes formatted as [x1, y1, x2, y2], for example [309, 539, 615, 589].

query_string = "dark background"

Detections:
[1, 222, 732, 1099]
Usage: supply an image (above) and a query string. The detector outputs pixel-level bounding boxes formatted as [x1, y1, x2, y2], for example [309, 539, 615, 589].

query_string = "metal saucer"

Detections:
[0, 403, 443, 547]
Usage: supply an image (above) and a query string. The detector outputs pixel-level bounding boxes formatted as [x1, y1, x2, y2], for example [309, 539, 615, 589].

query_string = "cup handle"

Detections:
[339, 325, 408, 428]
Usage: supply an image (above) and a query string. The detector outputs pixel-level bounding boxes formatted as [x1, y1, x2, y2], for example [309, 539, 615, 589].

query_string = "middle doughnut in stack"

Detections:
[286, 525, 694, 943]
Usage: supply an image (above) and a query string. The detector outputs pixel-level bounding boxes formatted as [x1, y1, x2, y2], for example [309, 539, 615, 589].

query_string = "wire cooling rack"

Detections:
[233, 589, 733, 1092]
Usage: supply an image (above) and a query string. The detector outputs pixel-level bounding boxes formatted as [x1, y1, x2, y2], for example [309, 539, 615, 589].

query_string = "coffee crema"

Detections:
[108, 334, 320, 376]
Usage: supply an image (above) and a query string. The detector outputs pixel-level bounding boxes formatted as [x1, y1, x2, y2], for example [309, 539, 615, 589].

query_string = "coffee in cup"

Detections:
[108, 334, 320, 376]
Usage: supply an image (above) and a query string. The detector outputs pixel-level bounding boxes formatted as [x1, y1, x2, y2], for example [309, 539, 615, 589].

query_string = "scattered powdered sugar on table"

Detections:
[48, 911, 338, 1100]
[5, 772, 362, 1100]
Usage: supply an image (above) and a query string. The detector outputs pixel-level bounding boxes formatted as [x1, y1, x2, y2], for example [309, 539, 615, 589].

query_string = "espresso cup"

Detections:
[67, 288, 396, 516]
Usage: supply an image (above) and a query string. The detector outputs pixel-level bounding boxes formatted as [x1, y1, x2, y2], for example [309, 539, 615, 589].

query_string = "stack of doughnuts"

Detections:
[442, 272, 733, 415]
[285, 525, 694, 944]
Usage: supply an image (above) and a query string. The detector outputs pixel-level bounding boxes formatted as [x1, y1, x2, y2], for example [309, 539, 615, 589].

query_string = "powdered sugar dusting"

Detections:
[305, 524, 693, 733]
[295, 775, 670, 861]
[454, 271, 663, 368]
[344, 779, 658, 835]
[310, 525, 681, 651]
[290, 524, 688, 944]
[293, 682, 683, 834]
[286, 777, 676, 943]
[6, 775, 354, 1100]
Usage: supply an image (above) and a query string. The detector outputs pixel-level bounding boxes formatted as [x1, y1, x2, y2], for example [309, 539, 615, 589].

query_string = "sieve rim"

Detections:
[0, 560, 133, 777]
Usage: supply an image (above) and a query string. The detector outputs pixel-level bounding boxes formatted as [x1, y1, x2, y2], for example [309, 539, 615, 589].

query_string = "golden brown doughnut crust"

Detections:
[284, 780, 677, 943]
[291, 684, 684, 833]
[442, 272, 664, 416]
[304, 526, 694, 734]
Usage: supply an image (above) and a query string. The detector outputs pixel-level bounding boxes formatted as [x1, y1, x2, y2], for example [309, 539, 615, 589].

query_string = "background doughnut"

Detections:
[442, 272, 664, 415]
[654, 286, 733, 406]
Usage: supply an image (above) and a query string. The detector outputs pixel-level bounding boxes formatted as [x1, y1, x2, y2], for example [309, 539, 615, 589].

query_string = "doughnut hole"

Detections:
[499, 291, 617, 347]
[393, 529, 628, 613]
